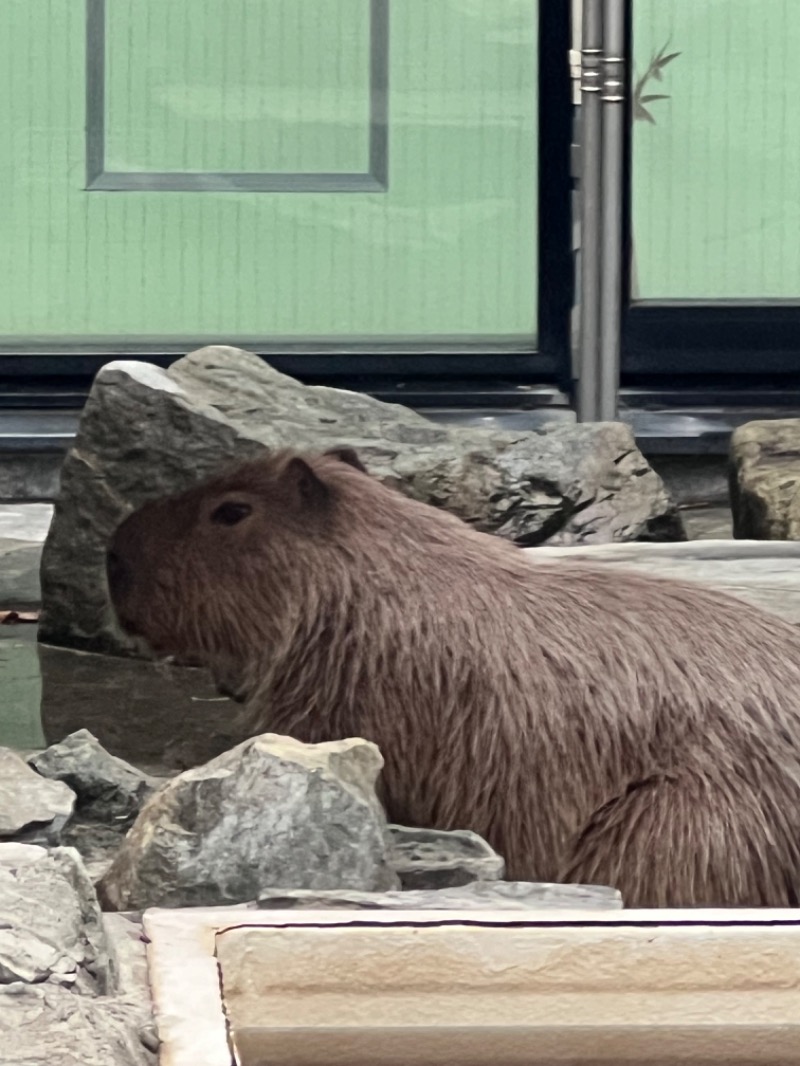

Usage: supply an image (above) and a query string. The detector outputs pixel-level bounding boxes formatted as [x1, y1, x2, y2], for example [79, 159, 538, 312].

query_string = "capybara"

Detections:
[106, 447, 800, 907]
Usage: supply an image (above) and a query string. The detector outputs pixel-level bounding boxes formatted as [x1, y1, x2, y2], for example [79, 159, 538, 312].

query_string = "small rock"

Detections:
[97, 734, 399, 911]
[730, 419, 800, 539]
[0, 749, 74, 845]
[257, 880, 623, 910]
[29, 730, 158, 826]
[386, 825, 504, 889]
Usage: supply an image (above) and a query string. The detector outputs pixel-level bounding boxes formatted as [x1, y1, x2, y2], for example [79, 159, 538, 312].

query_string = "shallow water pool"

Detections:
[0, 624, 242, 773]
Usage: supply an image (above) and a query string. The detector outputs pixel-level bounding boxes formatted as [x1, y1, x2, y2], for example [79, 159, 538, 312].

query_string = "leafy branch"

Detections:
[633, 40, 681, 124]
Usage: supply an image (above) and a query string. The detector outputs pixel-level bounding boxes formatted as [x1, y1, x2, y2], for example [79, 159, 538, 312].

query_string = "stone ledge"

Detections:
[524, 538, 800, 625]
[144, 907, 800, 1066]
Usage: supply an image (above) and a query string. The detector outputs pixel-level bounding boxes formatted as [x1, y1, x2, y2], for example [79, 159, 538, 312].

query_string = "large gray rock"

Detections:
[0, 844, 87, 986]
[29, 730, 158, 826]
[0, 983, 156, 1066]
[257, 880, 623, 911]
[39, 346, 682, 654]
[0, 749, 75, 845]
[386, 825, 504, 889]
[97, 734, 399, 911]
[0, 844, 106, 989]
[729, 419, 800, 539]
[0, 846, 156, 1065]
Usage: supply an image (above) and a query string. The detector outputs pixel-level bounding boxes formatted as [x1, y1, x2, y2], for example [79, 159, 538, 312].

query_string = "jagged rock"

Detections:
[59, 822, 132, 886]
[0, 983, 156, 1066]
[386, 825, 504, 889]
[0, 844, 105, 989]
[257, 880, 623, 911]
[38, 346, 682, 655]
[730, 419, 800, 539]
[0, 750, 74, 845]
[29, 730, 158, 826]
[0, 847, 155, 1064]
[97, 734, 399, 911]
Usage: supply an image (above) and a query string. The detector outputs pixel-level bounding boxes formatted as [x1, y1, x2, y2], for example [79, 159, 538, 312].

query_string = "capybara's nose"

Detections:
[105, 549, 128, 596]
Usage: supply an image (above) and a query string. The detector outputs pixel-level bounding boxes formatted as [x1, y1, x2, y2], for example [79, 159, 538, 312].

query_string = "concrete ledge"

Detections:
[144, 907, 800, 1066]
[525, 539, 800, 625]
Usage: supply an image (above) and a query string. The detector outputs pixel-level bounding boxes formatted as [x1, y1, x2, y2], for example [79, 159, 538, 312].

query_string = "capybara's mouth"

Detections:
[115, 615, 172, 659]
[215, 680, 248, 704]
[114, 610, 142, 638]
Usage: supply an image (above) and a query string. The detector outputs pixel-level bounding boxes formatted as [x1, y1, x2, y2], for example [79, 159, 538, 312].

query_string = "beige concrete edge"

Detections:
[524, 538, 800, 560]
[143, 907, 800, 1066]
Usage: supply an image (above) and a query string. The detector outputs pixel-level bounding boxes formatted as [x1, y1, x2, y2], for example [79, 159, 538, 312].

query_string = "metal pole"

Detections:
[576, 0, 603, 423]
[598, 0, 626, 422]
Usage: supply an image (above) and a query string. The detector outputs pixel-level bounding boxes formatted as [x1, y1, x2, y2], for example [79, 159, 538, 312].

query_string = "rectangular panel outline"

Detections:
[85, 0, 389, 192]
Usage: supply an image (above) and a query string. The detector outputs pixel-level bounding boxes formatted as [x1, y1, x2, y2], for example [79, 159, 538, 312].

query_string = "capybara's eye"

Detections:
[210, 502, 252, 527]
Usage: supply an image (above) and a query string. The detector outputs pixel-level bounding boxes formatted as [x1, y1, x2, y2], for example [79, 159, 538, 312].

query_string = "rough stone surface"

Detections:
[523, 538, 800, 626]
[0, 983, 156, 1066]
[0, 844, 94, 987]
[0, 749, 75, 845]
[257, 880, 623, 911]
[38, 346, 683, 655]
[29, 730, 158, 826]
[59, 822, 134, 886]
[386, 825, 504, 889]
[730, 419, 800, 539]
[0, 821, 155, 1065]
[97, 733, 399, 911]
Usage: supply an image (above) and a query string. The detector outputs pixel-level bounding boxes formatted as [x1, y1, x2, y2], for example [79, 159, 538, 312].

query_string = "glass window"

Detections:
[0, 0, 538, 346]
[632, 0, 800, 300]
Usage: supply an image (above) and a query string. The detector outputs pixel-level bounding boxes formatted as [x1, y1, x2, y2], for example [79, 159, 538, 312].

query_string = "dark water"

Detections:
[0, 625, 243, 772]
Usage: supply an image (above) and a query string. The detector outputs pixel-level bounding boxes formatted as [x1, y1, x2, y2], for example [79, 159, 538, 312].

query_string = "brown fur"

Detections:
[107, 448, 800, 908]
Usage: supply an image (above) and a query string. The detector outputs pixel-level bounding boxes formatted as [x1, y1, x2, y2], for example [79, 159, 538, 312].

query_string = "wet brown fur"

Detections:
[107, 449, 800, 908]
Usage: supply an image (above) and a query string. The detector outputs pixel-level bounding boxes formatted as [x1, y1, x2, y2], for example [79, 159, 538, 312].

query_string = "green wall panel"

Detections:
[633, 0, 800, 300]
[0, 0, 538, 342]
[104, 0, 370, 174]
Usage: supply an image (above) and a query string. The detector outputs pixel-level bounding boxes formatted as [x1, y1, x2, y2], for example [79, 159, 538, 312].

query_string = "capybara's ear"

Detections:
[281, 456, 331, 513]
[324, 447, 367, 474]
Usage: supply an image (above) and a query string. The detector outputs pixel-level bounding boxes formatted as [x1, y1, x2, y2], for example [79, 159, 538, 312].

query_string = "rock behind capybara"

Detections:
[106, 447, 800, 907]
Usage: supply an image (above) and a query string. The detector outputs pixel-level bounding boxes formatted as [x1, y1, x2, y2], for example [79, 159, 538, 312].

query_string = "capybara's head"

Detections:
[106, 446, 369, 671]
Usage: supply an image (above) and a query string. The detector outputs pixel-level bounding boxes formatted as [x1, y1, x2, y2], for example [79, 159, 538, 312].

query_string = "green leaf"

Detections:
[634, 102, 656, 124]
[640, 93, 670, 103]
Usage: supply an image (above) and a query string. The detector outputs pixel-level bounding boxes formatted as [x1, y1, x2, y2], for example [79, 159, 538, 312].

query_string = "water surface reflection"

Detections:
[0, 626, 242, 773]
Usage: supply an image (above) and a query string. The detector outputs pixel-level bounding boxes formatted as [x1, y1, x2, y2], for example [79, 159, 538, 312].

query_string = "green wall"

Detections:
[633, 0, 800, 300]
[0, 0, 538, 342]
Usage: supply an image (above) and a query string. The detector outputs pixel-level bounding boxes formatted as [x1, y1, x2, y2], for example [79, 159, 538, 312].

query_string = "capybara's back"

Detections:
[107, 448, 800, 907]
